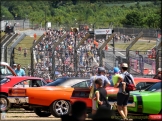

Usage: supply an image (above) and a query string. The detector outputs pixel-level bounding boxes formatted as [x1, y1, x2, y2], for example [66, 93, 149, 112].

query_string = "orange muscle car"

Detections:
[8, 77, 160, 117]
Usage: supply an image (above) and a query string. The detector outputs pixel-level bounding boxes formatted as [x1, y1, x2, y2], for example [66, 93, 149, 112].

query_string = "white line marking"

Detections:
[108, 47, 126, 57]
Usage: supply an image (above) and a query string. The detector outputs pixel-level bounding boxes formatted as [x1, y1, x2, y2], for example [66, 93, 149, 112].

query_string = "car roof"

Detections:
[6, 76, 43, 80]
[48, 77, 90, 87]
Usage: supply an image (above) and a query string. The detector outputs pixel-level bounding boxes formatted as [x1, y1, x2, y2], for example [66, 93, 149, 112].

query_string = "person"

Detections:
[94, 78, 111, 109]
[61, 101, 87, 121]
[15, 64, 25, 76]
[89, 67, 111, 115]
[24, 47, 27, 57]
[12, 64, 17, 71]
[113, 67, 127, 95]
[153, 68, 162, 80]
[114, 63, 136, 121]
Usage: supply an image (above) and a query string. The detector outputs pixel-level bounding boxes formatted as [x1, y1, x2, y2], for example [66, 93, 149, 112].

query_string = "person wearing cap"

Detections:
[113, 67, 127, 95]
[114, 63, 135, 121]
[12, 64, 17, 71]
[153, 68, 162, 80]
[89, 67, 111, 115]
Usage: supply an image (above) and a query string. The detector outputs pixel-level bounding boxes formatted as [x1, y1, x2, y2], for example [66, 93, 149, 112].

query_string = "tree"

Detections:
[122, 11, 143, 27]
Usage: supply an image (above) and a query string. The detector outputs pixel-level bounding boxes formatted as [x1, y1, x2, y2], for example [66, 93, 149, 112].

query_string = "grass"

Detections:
[14, 36, 40, 68]
[1, 32, 5, 37]
[109, 40, 156, 51]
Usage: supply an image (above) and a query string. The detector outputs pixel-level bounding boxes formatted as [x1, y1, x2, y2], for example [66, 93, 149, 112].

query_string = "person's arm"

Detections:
[104, 77, 111, 87]
[95, 91, 102, 105]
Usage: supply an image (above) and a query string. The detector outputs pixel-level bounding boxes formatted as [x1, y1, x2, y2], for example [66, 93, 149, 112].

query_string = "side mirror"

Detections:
[139, 86, 141, 92]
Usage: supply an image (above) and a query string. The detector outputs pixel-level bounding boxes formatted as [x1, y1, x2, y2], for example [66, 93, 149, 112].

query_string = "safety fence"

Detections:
[104, 49, 161, 77]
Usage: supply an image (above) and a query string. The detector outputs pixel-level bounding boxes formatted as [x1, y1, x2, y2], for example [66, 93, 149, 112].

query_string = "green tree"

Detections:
[122, 11, 144, 27]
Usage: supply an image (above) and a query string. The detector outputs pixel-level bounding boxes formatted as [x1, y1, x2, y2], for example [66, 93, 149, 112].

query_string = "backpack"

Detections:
[124, 73, 135, 91]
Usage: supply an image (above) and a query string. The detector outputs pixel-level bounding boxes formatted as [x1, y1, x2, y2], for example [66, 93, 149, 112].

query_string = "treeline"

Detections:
[1, 0, 161, 28]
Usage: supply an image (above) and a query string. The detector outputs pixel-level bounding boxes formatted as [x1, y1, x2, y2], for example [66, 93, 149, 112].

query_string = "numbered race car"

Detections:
[7, 77, 160, 117]
[0, 76, 47, 112]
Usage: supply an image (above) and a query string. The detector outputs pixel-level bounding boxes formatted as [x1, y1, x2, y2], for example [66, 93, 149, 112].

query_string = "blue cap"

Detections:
[114, 67, 120, 73]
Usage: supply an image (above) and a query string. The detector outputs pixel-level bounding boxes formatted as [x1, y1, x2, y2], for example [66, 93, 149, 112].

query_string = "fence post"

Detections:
[30, 34, 45, 76]
[99, 33, 116, 66]
[4, 33, 18, 62]
[10, 33, 26, 66]
[155, 41, 162, 74]
[52, 34, 67, 80]
[126, 31, 143, 72]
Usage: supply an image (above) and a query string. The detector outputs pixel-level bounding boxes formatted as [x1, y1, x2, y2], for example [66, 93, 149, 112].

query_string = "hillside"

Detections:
[1, 0, 161, 28]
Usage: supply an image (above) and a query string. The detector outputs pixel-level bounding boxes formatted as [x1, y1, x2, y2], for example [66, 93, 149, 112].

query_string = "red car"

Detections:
[0, 76, 47, 112]
[7, 77, 160, 117]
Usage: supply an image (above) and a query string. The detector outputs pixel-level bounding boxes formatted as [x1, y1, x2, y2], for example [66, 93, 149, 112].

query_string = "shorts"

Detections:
[92, 99, 97, 110]
[117, 93, 130, 106]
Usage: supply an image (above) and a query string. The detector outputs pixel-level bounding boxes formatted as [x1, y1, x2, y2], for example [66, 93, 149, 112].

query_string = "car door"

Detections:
[70, 80, 92, 108]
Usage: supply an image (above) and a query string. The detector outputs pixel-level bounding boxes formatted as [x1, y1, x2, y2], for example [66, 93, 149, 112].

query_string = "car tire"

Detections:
[24, 107, 33, 111]
[0, 94, 10, 113]
[50, 100, 71, 117]
[34, 108, 51, 117]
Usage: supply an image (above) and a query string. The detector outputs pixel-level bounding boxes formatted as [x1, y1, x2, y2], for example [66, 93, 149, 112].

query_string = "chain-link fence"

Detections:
[103, 48, 161, 78]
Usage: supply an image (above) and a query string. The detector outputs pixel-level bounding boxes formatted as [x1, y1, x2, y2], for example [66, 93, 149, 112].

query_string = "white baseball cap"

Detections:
[122, 63, 128, 68]
[13, 64, 17, 66]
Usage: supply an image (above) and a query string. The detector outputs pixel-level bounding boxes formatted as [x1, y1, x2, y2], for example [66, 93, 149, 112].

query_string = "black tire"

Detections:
[50, 100, 71, 117]
[24, 107, 33, 111]
[34, 108, 51, 117]
[0, 94, 10, 113]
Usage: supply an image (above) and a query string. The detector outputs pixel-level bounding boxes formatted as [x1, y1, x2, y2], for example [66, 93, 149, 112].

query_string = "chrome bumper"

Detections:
[109, 102, 135, 107]
[8, 97, 29, 104]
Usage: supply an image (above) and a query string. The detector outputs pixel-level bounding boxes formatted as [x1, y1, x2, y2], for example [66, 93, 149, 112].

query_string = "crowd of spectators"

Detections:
[33, 28, 103, 80]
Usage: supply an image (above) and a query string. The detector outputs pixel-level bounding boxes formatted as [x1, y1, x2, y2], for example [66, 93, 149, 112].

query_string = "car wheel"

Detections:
[0, 95, 10, 113]
[24, 107, 33, 111]
[50, 100, 71, 117]
[34, 108, 51, 117]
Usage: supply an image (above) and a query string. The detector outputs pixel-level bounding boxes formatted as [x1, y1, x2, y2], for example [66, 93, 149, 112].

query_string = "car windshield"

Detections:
[46, 78, 66, 86]
[0, 78, 10, 85]
[145, 82, 161, 92]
